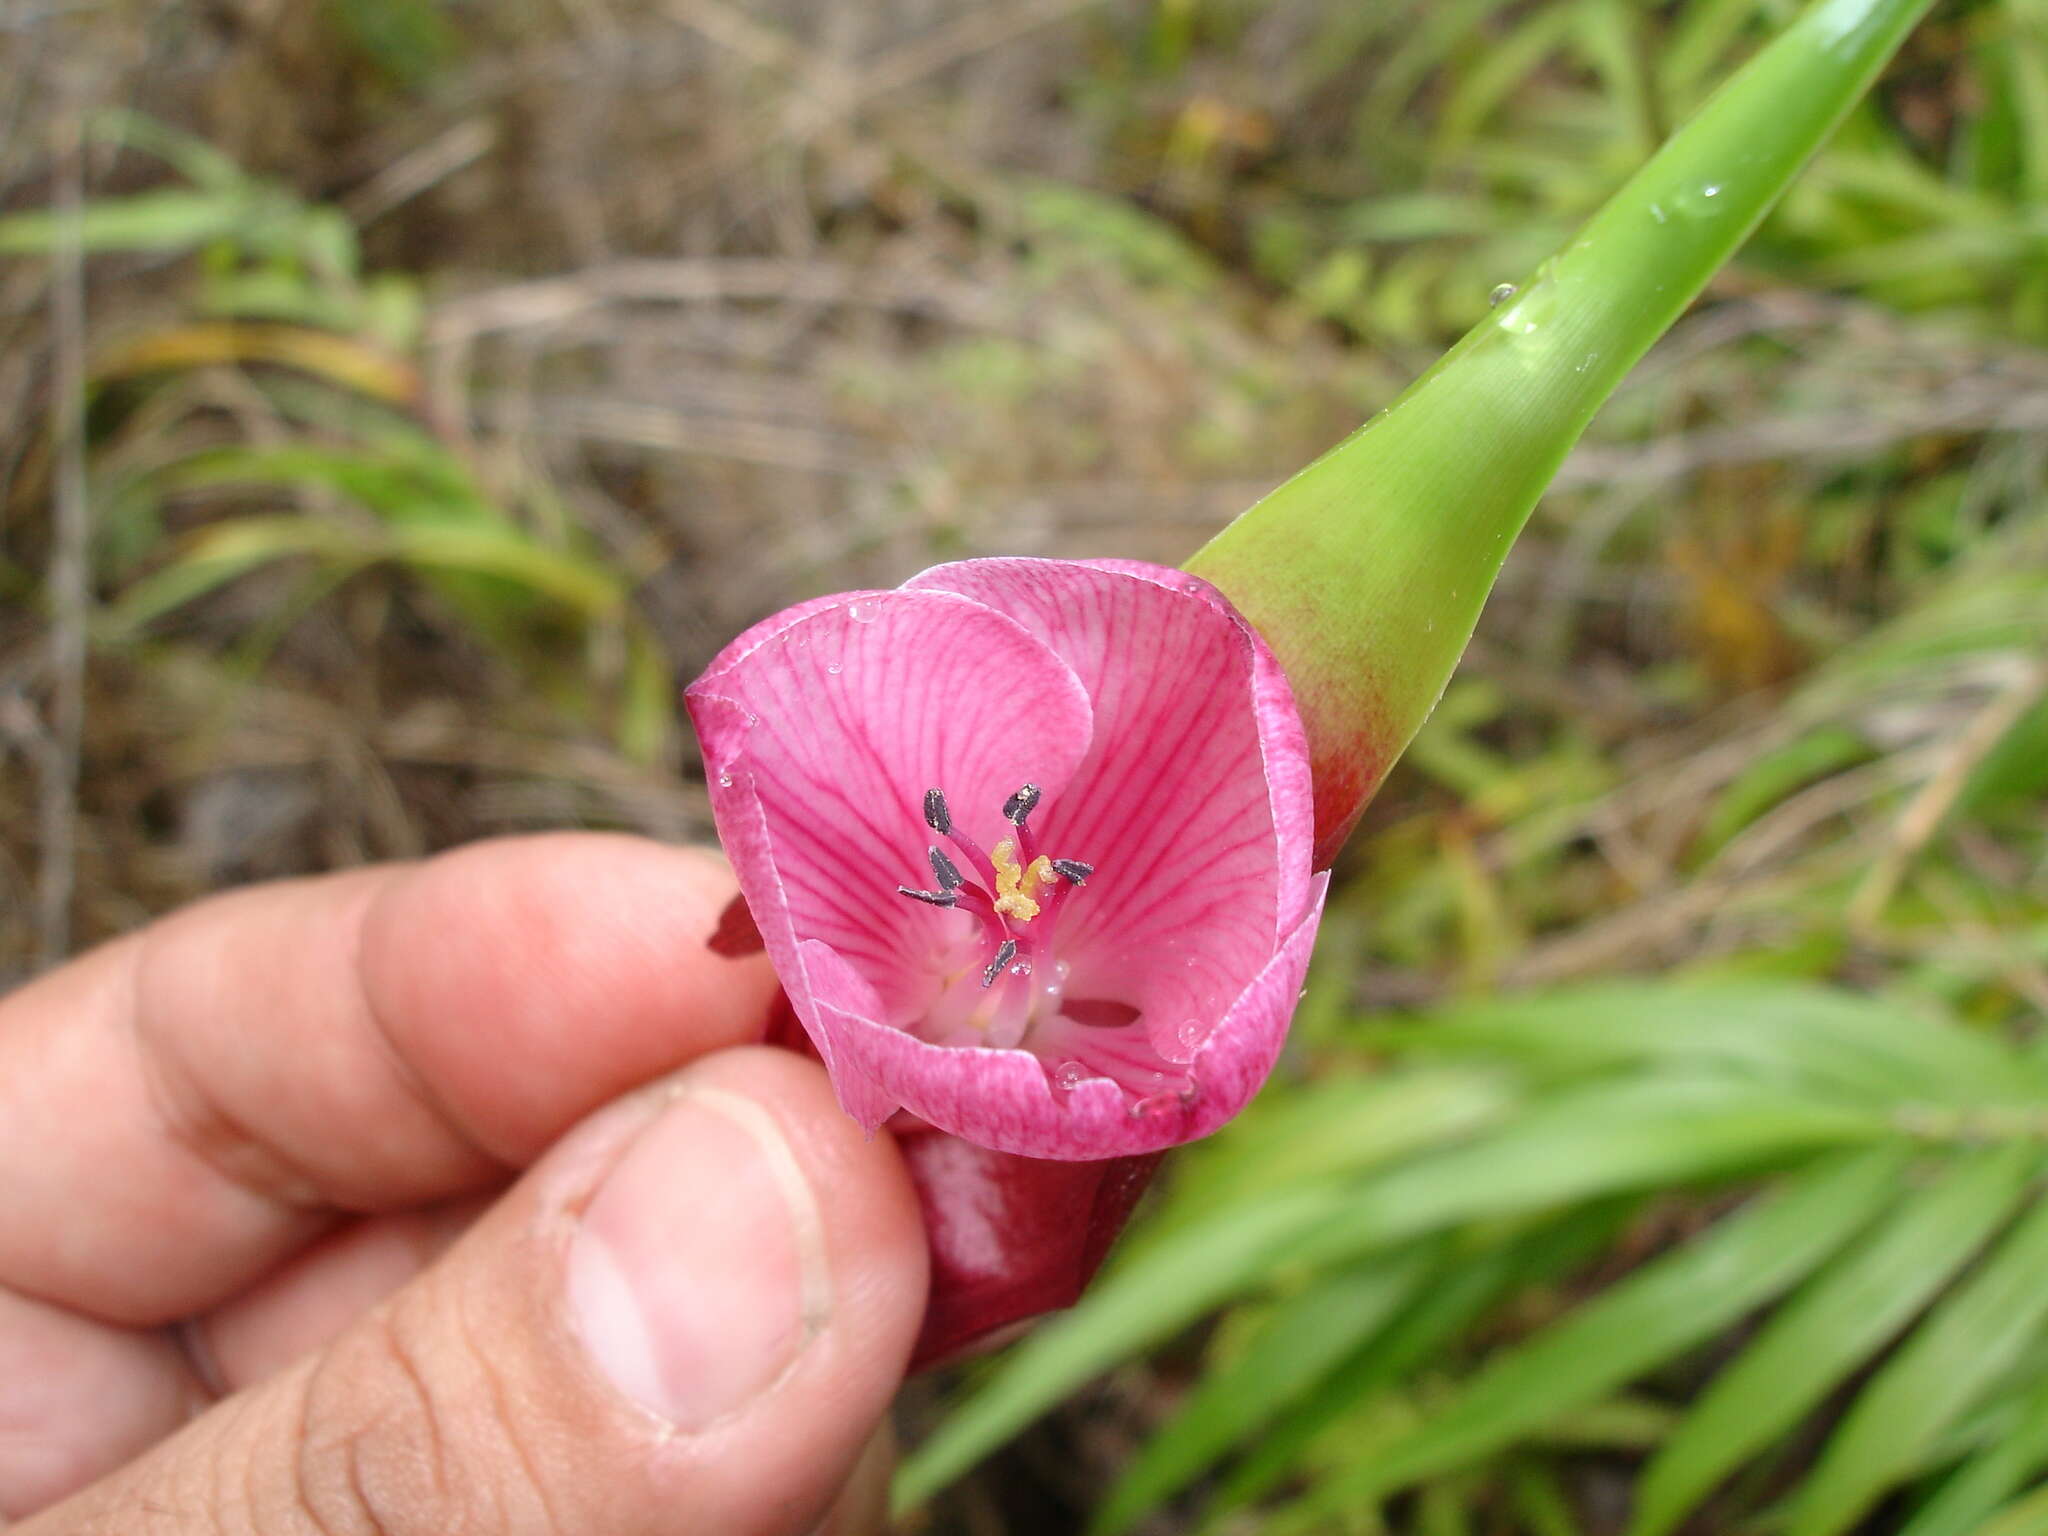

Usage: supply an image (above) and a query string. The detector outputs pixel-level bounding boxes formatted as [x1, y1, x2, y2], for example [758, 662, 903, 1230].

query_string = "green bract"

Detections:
[1184, 0, 1937, 866]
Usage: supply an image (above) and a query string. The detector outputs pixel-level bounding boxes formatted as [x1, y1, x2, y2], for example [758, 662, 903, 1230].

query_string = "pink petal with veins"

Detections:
[686, 558, 1320, 1161]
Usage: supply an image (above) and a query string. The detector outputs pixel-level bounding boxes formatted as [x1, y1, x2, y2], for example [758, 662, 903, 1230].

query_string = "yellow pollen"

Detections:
[991, 839, 1057, 921]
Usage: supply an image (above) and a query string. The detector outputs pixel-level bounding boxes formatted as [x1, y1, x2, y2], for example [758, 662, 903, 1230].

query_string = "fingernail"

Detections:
[568, 1085, 830, 1429]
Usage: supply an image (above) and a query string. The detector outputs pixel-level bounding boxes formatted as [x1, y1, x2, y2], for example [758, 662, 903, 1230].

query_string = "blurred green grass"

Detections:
[1, 1, 2045, 1531]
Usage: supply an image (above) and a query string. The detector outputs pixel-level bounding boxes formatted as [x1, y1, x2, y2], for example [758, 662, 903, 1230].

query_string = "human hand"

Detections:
[0, 834, 928, 1535]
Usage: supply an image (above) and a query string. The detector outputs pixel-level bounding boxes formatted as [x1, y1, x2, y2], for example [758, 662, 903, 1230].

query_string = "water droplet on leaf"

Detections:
[1488, 282, 1516, 307]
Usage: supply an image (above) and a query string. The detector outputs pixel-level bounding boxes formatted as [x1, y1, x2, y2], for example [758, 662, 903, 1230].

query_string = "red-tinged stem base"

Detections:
[899, 1132, 1161, 1371]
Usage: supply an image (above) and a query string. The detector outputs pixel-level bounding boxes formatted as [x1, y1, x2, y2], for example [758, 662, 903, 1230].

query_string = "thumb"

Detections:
[28, 1047, 928, 1536]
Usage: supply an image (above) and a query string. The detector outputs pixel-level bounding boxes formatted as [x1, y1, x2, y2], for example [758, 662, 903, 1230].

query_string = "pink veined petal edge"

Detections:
[686, 558, 1321, 1162]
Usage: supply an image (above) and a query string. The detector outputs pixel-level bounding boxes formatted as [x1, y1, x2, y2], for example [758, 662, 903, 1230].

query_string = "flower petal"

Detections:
[1079, 560, 1317, 929]
[688, 588, 1095, 1029]
[816, 875, 1327, 1160]
[905, 559, 1315, 1061]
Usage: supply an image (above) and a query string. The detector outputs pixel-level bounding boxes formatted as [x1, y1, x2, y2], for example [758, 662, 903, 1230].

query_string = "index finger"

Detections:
[0, 833, 778, 1325]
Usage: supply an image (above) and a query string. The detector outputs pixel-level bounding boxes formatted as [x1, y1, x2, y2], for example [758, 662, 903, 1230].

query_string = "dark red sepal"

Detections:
[707, 891, 767, 957]
[900, 1132, 1160, 1371]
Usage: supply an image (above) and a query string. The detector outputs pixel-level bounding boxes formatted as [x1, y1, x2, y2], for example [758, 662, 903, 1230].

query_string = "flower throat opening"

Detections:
[895, 782, 1094, 989]
[893, 784, 1196, 1114]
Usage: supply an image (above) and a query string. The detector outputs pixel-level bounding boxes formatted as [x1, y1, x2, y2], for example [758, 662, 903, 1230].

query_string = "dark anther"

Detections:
[897, 885, 959, 908]
[1051, 858, 1094, 884]
[923, 787, 952, 835]
[1002, 783, 1041, 825]
[928, 847, 964, 890]
[981, 937, 1018, 987]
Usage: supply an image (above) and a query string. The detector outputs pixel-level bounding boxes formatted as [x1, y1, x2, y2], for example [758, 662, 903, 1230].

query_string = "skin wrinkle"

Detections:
[346, 879, 507, 1193]
[295, 1307, 449, 1536]
[456, 1297, 562, 1536]
[340, 1436, 377, 1536]
[126, 931, 330, 1219]
[291, 1353, 352, 1536]
[179, 1384, 241, 1533]
[376, 1307, 453, 1520]
[122, 869, 509, 1256]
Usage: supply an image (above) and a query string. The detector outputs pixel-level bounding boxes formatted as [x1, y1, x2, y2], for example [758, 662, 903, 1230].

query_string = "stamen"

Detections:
[981, 937, 1018, 988]
[898, 785, 1099, 1032]
[1005, 782, 1043, 863]
[950, 881, 1011, 948]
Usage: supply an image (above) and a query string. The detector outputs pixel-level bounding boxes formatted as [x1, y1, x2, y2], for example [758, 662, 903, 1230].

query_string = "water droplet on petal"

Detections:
[1053, 1060, 1090, 1090]
[1175, 1018, 1212, 1050]
[848, 601, 880, 624]
[826, 663, 842, 675]
[1009, 960, 1032, 978]
[1488, 282, 1517, 307]
[716, 772, 733, 788]
[1130, 1070, 1196, 1115]
[1180, 580, 1204, 595]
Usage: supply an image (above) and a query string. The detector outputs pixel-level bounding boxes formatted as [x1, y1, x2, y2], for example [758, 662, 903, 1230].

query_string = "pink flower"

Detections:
[686, 557, 1324, 1163]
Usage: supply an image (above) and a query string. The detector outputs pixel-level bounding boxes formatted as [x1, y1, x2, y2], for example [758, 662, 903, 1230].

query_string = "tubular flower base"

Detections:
[688, 559, 1325, 1359]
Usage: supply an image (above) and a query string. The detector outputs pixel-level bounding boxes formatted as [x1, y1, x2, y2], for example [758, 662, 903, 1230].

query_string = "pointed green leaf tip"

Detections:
[1184, 0, 1936, 867]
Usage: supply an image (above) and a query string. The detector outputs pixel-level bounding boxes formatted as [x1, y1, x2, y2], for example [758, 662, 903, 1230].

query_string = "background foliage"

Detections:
[3, 1, 2045, 1531]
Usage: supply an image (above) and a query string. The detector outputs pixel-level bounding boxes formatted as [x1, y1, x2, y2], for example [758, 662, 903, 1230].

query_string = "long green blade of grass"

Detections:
[1788, 1163, 2048, 1536]
[895, 1074, 1892, 1510]
[1902, 1368, 2048, 1536]
[1276, 1144, 1911, 1527]
[1090, 1245, 1443, 1535]
[1630, 1143, 2038, 1536]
